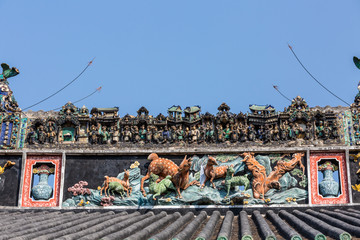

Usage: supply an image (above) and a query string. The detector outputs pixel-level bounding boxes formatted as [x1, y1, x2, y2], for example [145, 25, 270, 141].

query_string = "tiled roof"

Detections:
[0, 208, 360, 239]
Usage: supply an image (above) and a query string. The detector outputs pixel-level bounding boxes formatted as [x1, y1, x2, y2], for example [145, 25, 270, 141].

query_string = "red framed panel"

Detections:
[310, 152, 349, 204]
[21, 155, 62, 207]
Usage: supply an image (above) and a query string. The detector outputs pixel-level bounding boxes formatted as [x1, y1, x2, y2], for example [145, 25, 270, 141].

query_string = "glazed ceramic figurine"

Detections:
[148, 173, 176, 200]
[0, 63, 19, 84]
[224, 165, 250, 198]
[200, 156, 228, 189]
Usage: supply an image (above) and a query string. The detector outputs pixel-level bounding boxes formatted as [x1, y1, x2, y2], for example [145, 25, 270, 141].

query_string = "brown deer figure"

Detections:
[141, 153, 180, 197]
[100, 169, 132, 197]
[200, 156, 228, 189]
[172, 156, 200, 198]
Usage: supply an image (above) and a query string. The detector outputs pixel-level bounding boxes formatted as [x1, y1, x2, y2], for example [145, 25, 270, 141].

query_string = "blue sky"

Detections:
[1, 0, 360, 116]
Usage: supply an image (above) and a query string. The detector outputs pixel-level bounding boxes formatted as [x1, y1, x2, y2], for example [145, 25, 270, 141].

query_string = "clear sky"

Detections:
[1, 0, 360, 116]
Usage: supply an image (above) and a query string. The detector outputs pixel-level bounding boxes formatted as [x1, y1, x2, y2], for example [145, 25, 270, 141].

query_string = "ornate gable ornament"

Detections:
[0, 63, 21, 113]
[154, 113, 167, 126]
[287, 96, 312, 122]
[58, 102, 80, 126]
[216, 103, 234, 124]
[135, 106, 151, 125]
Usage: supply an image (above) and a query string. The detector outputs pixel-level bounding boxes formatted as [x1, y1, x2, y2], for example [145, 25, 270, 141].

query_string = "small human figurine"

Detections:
[287, 123, 295, 140]
[305, 123, 314, 140]
[110, 125, 119, 143]
[230, 124, 239, 143]
[257, 126, 264, 141]
[272, 125, 280, 141]
[323, 122, 331, 140]
[247, 124, 256, 142]
[146, 126, 153, 143]
[293, 123, 301, 139]
[170, 126, 177, 143]
[223, 124, 231, 141]
[162, 126, 171, 143]
[205, 124, 215, 143]
[132, 126, 140, 143]
[280, 121, 288, 141]
[46, 121, 57, 144]
[263, 125, 272, 143]
[190, 125, 199, 143]
[198, 125, 205, 143]
[26, 127, 38, 144]
[100, 126, 110, 144]
[184, 127, 191, 143]
[37, 125, 46, 144]
[139, 125, 147, 142]
[239, 123, 247, 142]
[331, 121, 339, 139]
[122, 126, 132, 142]
[216, 125, 224, 142]
[176, 125, 184, 142]
[316, 121, 325, 139]
[47, 127, 57, 144]
[152, 127, 161, 144]
[89, 125, 98, 144]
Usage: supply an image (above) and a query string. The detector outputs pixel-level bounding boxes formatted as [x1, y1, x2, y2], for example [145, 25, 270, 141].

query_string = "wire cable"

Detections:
[273, 85, 292, 102]
[288, 44, 350, 106]
[22, 58, 95, 110]
[50, 86, 102, 111]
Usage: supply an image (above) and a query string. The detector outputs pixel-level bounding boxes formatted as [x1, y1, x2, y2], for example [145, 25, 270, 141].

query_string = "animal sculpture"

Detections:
[0, 161, 15, 175]
[172, 156, 200, 198]
[0, 63, 19, 82]
[200, 156, 228, 189]
[141, 153, 179, 197]
[223, 165, 250, 198]
[100, 169, 132, 197]
[107, 181, 125, 198]
[241, 152, 305, 200]
[149, 173, 176, 200]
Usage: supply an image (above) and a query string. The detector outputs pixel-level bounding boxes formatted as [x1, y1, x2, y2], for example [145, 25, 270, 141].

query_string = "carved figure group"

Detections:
[24, 98, 341, 147]
[26, 120, 59, 145]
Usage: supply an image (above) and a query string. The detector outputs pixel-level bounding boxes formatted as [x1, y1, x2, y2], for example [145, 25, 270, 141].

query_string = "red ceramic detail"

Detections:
[310, 152, 349, 204]
[21, 155, 62, 207]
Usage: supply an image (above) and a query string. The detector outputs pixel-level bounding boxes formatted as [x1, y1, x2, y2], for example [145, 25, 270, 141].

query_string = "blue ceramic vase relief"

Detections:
[318, 161, 339, 198]
[31, 165, 54, 200]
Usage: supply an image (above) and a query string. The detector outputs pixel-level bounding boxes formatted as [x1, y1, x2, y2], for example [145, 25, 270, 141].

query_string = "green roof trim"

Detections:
[184, 106, 201, 113]
[249, 104, 275, 111]
[168, 105, 182, 112]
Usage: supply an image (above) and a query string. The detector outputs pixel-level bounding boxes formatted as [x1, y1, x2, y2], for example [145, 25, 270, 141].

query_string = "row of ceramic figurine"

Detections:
[26, 119, 339, 145]
[99, 152, 305, 201]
